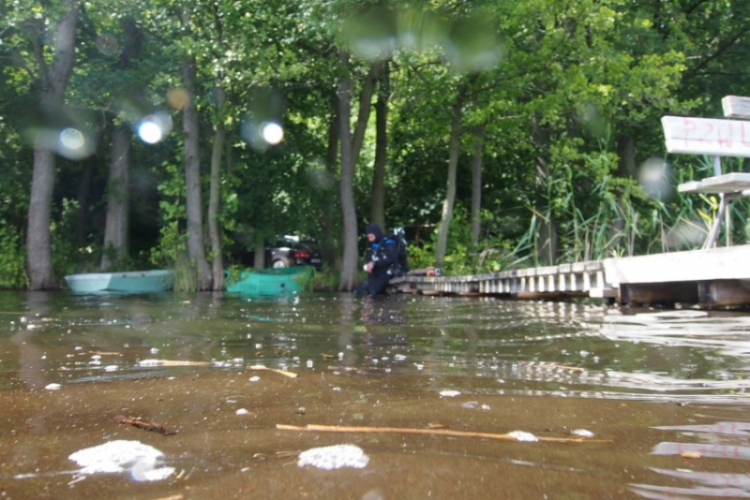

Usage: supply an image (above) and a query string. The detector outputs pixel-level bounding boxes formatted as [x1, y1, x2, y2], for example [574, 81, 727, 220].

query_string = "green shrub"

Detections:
[0, 221, 26, 289]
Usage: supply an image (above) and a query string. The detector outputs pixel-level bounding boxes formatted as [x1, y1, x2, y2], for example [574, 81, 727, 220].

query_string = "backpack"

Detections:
[390, 227, 409, 276]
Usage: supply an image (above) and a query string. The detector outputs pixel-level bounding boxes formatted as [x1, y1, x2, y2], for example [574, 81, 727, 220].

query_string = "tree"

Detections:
[101, 124, 131, 269]
[180, 39, 212, 291]
[369, 61, 390, 230]
[25, 0, 80, 289]
[337, 51, 359, 291]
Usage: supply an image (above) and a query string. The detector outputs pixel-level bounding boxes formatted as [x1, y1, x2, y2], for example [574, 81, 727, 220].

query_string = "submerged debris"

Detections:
[114, 415, 176, 436]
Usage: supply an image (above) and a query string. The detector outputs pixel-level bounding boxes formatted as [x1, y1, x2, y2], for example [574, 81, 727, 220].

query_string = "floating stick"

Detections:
[114, 415, 176, 435]
[547, 364, 585, 371]
[276, 424, 610, 444]
[247, 364, 298, 379]
[138, 359, 212, 367]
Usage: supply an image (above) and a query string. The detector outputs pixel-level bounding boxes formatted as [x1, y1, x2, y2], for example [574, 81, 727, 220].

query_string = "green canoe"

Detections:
[225, 266, 313, 296]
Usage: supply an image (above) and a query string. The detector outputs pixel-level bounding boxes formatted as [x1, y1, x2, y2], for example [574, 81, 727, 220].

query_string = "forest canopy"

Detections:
[1, 0, 749, 291]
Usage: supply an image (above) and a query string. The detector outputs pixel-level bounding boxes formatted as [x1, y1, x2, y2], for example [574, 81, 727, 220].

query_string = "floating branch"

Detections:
[548, 364, 585, 371]
[276, 424, 610, 444]
[247, 364, 298, 379]
[138, 359, 212, 367]
[114, 415, 176, 435]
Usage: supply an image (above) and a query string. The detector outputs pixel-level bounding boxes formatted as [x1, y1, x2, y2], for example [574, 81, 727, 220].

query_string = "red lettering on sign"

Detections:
[683, 118, 697, 147]
[717, 122, 733, 148]
[700, 123, 715, 144]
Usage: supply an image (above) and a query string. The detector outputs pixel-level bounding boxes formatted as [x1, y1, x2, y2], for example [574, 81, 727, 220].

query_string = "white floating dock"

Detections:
[391, 244, 750, 308]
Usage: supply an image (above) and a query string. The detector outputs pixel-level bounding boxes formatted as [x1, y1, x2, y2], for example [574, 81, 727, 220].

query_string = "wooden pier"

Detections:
[391, 244, 750, 308]
[392, 96, 750, 309]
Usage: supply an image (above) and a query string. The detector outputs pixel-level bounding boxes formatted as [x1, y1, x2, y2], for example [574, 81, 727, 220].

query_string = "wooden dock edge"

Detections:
[391, 244, 750, 309]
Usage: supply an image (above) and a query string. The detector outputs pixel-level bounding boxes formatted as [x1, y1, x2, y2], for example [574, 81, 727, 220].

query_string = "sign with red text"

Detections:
[661, 116, 750, 157]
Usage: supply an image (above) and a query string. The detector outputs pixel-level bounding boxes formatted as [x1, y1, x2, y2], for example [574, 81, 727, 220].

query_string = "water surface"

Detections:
[2, 291, 749, 499]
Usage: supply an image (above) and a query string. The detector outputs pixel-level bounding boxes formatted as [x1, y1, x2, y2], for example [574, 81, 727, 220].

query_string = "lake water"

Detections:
[2, 291, 750, 499]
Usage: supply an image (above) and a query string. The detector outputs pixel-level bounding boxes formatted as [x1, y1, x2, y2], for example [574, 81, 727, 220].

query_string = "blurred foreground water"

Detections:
[1, 291, 749, 499]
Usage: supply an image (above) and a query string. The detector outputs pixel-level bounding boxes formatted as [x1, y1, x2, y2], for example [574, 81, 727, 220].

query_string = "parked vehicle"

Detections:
[236, 235, 322, 270]
[269, 236, 322, 269]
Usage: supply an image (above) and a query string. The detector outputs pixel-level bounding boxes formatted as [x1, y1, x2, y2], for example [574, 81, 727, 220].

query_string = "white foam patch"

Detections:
[572, 429, 595, 438]
[68, 440, 174, 481]
[298, 444, 370, 470]
[508, 431, 538, 442]
[439, 390, 461, 397]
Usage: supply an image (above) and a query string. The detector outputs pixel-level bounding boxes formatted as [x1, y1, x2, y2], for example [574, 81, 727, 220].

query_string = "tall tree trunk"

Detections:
[182, 51, 212, 291]
[253, 232, 266, 270]
[435, 92, 466, 267]
[74, 158, 94, 248]
[351, 61, 383, 166]
[470, 127, 485, 246]
[321, 94, 341, 271]
[208, 86, 226, 291]
[101, 123, 131, 270]
[616, 134, 636, 178]
[370, 61, 389, 230]
[337, 52, 359, 291]
[27, 0, 79, 290]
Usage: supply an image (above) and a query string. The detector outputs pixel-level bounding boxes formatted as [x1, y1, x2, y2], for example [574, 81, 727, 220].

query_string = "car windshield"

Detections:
[297, 240, 318, 251]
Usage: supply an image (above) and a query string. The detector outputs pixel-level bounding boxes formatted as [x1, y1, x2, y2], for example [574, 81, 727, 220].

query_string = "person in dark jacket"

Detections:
[355, 222, 399, 296]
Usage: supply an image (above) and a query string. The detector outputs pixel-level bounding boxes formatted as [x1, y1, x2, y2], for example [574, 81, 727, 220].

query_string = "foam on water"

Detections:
[298, 444, 370, 470]
[68, 440, 174, 482]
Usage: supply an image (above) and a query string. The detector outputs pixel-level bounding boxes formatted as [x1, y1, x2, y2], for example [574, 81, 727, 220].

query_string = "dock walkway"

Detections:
[391, 244, 750, 308]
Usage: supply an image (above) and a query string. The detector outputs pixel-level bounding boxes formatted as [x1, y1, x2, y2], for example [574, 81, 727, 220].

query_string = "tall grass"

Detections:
[509, 154, 750, 268]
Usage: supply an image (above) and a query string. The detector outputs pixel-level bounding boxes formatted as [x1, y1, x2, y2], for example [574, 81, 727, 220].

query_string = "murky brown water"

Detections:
[2, 291, 750, 499]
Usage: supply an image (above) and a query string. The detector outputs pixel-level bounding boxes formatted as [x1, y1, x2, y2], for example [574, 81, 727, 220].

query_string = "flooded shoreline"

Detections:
[2, 292, 750, 498]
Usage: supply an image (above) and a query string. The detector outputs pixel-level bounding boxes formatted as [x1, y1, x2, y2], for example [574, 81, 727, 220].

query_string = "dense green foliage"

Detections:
[1, 0, 749, 289]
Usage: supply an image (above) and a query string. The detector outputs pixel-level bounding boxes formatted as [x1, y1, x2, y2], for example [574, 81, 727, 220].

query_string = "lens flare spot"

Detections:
[665, 220, 705, 249]
[54, 127, 95, 160]
[261, 122, 284, 145]
[59, 127, 85, 150]
[95, 34, 119, 56]
[241, 119, 284, 150]
[638, 157, 672, 200]
[136, 112, 172, 144]
[166, 88, 190, 110]
[138, 122, 162, 144]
